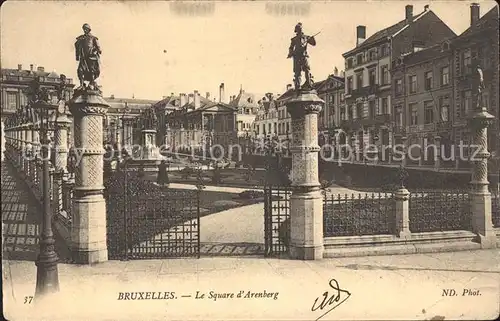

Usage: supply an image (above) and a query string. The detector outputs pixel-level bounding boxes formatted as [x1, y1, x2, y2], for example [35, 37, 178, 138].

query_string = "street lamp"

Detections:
[30, 76, 60, 299]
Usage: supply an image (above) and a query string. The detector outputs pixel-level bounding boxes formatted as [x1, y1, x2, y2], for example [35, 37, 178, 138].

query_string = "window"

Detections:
[381, 97, 388, 114]
[381, 44, 388, 56]
[6, 92, 18, 112]
[462, 90, 472, 116]
[395, 79, 403, 95]
[395, 109, 403, 126]
[356, 103, 363, 119]
[424, 71, 433, 90]
[424, 101, 434, 124]
[347, 77, 353, 94]
[356, 54, 363, 65]
[439, 96, 450, 122]
[462, 49, 472, 74]
[340, 107, 346, 120]
[440, 66, 449, 86]
[410, 103, 418, 125]
[380, 65, 389, 85]
[409, 75, 417, 93]
[369, 50, 376, 61]
[356, 73, 363, 89]
[368, 69, 376, 86]
[369, 100, 376, 118]
[347, 58, 353, 69]
[340, 93, 345, 102]
[348, 106, 353, 119]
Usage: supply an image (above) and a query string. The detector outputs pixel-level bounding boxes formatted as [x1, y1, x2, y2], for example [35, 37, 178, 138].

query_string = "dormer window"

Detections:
[441, 42, 450, 51]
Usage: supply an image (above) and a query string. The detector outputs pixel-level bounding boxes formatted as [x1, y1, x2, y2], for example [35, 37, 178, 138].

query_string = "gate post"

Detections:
[68, 89, 110, 263]
[286, 90, 324, 260]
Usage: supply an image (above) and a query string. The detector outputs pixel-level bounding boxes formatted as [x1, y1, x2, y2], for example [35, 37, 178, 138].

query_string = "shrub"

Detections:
[239, 190, 265, 199]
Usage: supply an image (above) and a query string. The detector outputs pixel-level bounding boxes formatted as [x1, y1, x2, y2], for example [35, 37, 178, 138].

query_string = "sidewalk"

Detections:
[1, 161, 70, 262]
[2, 249, 499, 320]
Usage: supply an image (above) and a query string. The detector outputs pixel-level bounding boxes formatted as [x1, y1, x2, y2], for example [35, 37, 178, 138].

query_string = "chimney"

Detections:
[286, 84, 292, 91]
[341, 70, 345, 78]
[30, 64, 34, 72]
[17, 64, 22, 71]
[110, 94, 115, 99]
[188, 93, 194, 105]
[170, 92, 174, 97]
[334, 67, 338, 76]
[405, 5, 413, 22]
[206, 92, 210, 100]
[356, 25, 366, 46]
[37, 66, 45, 72]
[470, 3, 480, 26]
[219, 83, 225, 103]
[194, 90, 200, 108]
[180, 93, 187, 106]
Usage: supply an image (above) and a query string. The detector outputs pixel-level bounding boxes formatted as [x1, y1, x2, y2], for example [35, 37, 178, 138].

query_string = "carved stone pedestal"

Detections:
[469, 108, 497, 249]
[69, 89, 110, 263]
[286, 90, 324, 260]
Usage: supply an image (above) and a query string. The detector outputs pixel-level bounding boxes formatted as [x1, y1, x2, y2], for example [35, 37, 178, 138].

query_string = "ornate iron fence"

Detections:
[409, 190, 471, 232]
[323, 192, 395, 237]
[104, 167, 201, 260]
[264, 185, 290, 257]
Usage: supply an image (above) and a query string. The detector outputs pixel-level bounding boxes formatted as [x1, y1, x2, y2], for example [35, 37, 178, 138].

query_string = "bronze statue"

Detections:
[75, 23, 101, 91]
[472, 61, 485, 109]
[287, 22, 317, 90]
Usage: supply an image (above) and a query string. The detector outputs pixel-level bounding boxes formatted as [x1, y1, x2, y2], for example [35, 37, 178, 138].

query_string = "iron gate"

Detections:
[104, 166, 201, 260]
[264, 184, 291, 257]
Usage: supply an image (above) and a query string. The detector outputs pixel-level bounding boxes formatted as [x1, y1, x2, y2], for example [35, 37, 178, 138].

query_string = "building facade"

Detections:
[391, 40, 455, 167]
[164, 91, 238, 158]
[451, 4, 499, 169]
[341, 4, 456, 162]
[104, 95, 159, 149]
[228, 88, 260, 137]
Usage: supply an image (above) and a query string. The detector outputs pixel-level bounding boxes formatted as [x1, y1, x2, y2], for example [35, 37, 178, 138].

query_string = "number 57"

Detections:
[24, 296, 33, 304]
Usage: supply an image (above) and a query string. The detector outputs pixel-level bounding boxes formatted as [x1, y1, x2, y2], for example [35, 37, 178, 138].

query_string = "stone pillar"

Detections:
[286, 90, 324, 260]
[52, 113, 72, 218]
[434, 136, 441, 170]
[68, 89, 110, 263]
[25, 126, 33, 180]
[394, 188, 411, 238]
[116, 119, 122, 153]
[468, 108, 496, 248]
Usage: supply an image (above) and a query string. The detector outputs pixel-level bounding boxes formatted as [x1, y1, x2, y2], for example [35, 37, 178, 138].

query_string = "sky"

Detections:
[1, 0, 497, 102]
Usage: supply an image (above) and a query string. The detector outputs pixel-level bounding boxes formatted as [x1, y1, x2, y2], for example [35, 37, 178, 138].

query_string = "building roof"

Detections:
[342, 9, 429, 57]
[1, 66, 74, 84]
[229, 90, 260, 109]
[399, 40, 452, 66]
[105, 96, 158, 106]
[458, 6, 499, 38]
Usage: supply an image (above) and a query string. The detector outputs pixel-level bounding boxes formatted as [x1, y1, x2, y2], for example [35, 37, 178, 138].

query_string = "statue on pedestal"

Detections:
[75, 23, 102, 91]
[472, 61, 485, 110]
[287, 22, 318, 91]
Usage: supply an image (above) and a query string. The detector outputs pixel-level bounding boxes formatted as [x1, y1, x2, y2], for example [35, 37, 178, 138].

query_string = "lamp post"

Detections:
[30, 77, 60, 299]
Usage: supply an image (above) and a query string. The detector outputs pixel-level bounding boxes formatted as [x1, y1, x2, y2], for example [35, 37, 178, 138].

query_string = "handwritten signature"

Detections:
[311, 279, 351, 321]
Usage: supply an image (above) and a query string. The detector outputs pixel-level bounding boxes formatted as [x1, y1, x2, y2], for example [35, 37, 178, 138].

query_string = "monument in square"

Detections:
[285, 23, 325, 259]
[68, 23, 110, 263]
[468, 61, 497, 248]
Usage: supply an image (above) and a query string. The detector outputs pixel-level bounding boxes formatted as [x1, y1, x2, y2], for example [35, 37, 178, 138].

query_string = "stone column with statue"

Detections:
[68, 23, 110, 263]
[285, 23, 325, 260]
[468, 61, 496, 248]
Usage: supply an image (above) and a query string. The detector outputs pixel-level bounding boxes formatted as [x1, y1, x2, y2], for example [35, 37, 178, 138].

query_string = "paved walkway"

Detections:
[1, 161, 70, 262]
[3, 249, 499, 320]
